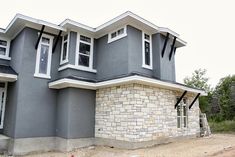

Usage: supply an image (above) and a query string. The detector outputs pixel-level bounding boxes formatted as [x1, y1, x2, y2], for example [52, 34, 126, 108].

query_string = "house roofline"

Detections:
[0, 12, 186, 46]
[49, 75, 207, 96]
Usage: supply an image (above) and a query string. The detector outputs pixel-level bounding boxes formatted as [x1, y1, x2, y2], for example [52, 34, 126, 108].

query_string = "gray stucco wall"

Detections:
[127, 26, 153, 76]
[4, 27, 61, 138]
[95, 34, 128, 80]
[56, 88, 95, 139]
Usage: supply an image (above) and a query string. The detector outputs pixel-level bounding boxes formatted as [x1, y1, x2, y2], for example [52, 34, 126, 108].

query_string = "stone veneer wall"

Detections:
[95, 83, 200, 142]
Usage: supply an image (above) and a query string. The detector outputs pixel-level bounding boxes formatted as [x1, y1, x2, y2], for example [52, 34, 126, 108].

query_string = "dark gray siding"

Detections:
[158, 34, 176, 81]
[3, 29, 25, 137]
[4, 27, 61, 138]
[95, 34, 128, 80]
[56, 88, 95, 138]
[127, 26, 153, 76]
[0, 59, 10, 65]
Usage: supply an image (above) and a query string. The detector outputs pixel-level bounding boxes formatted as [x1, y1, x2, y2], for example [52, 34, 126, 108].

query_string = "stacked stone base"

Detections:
[95, 83, 200, 142]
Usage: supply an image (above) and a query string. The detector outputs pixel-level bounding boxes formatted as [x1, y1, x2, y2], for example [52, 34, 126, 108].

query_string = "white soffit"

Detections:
[2, 14, 66, 39]
[49, 75, 207, 96]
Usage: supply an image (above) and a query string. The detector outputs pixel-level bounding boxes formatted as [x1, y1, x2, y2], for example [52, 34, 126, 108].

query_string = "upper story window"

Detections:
[108, 26, 127, 43]
[34, 34, 54, 79]
[177, 98, 188, 128]
[0, 37, 11, 60]
[76, 34, 94, 71]
[142, 32, 152, 69]
[60, 33, 70, 65]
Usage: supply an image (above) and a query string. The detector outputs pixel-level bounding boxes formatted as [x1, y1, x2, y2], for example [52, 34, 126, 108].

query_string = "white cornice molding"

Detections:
[49, 75, 207, 96]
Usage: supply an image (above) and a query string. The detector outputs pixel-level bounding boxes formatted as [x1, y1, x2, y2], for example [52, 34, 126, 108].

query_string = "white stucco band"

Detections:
[95, 83, 200, 142]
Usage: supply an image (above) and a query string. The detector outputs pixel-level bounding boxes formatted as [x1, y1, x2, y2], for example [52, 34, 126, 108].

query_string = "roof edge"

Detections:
[49, 75, 207, 96]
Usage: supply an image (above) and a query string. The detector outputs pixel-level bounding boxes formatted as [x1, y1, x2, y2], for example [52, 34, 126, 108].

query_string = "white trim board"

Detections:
[0, 73, 17, 82]
[49, 75, 207, 96]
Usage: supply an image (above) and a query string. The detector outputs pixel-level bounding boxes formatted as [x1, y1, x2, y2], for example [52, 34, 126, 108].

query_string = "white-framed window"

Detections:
[75, 34, 94, 71]
[0, 37, 11, 60]
[60, 32, 70, 65]
[0, 82, 7, 129]
[177, 98, 188, 128]
[142, 32, 152, 69]
[34, 34, 54, 79]
[108, 26, 127, 43]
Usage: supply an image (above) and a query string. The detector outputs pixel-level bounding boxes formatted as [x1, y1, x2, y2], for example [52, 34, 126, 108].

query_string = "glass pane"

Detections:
[64, 34, 68, 41]
[79, 54, 89, 67]
[79, 43, 90, 55]
[145, 34, 150, 40]
[177, 117, 181, 128]
[145, 41, 150, 65]
[177, 106, 181, 116]
[183, 106, 187, 116]
[117, 28, 124, 35]
[41, 37, 50, 44]
[62, 42, 67, 60]
[0, 47, 6, 55]
[80, 35, 91, 43]
[111, 32, 116, 38]
[183, 117, 187, 127]
[39, 45, 49, 74]
[0, 40, 7, 46]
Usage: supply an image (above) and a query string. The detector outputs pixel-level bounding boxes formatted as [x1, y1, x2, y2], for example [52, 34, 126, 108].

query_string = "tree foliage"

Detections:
[183, 69, 212, 113]
[213, 75, 235, 120]
[184, 69, 212, 92]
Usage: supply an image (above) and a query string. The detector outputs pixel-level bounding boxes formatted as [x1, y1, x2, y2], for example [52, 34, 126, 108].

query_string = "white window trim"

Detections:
[0, 82, 7, 129]
[108, 25, 127, 43]
[75, 33, 95, 72]
[34, 33, 54, 79]
[142, 31, 152, 70]
[0, 37, 11, 60]
[60, 32, 70, 65]
[177, 98, 188, 129]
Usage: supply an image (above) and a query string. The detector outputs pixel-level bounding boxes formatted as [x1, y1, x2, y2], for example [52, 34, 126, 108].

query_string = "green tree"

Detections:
[214, 75, 235, 120]
[183, 69, 212, 113]
[184, 69, 212, 92]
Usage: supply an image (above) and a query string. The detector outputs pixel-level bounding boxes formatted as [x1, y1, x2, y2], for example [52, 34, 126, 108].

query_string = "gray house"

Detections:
[0, 11, 206, 155]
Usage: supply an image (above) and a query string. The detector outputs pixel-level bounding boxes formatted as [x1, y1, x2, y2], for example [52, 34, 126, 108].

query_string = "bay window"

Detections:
[76, 34, 94, 70]
[60, 33, 69, 65]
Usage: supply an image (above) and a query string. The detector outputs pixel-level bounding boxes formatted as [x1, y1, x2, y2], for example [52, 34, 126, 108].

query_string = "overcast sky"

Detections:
[1, 0, 235, 87]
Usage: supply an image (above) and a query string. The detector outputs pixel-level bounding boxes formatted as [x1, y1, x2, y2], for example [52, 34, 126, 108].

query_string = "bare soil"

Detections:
[12, 134, 235, 157]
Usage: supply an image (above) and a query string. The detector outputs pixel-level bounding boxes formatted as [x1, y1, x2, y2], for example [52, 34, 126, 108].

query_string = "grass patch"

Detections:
[209, 120, 235, 133]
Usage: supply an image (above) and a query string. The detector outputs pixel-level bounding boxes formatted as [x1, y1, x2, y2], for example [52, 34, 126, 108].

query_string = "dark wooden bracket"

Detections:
[189, 93, 201, 109]
[169, 36, 176, 61]
[175, 91, 187, 109]
[35, 25, 45, 50]
[161, 33, 169, 58]
[52, 30, 62, 53]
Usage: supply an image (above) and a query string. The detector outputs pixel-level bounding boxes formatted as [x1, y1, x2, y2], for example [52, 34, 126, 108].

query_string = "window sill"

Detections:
[34, 73, 51, 79]
[142, 65, 153, 70]
[60, 59, 69, 66]
[0, 56, 11, 60]
[58, 64, 97, 73]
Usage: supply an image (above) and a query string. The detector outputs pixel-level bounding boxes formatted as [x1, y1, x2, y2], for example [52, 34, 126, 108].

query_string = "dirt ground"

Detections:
[9, 134, 235, 157]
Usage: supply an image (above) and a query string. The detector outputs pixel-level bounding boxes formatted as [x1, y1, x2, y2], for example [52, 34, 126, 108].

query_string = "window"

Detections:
[142, 32, 152, 69]
[108, 26, 127, 43]
[60, 33, 70, 65]
[177, 98, 188, 128]
[0, 37, 11, 60]
[34, 34, 54, 79]
[76, 34, 94, 71]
